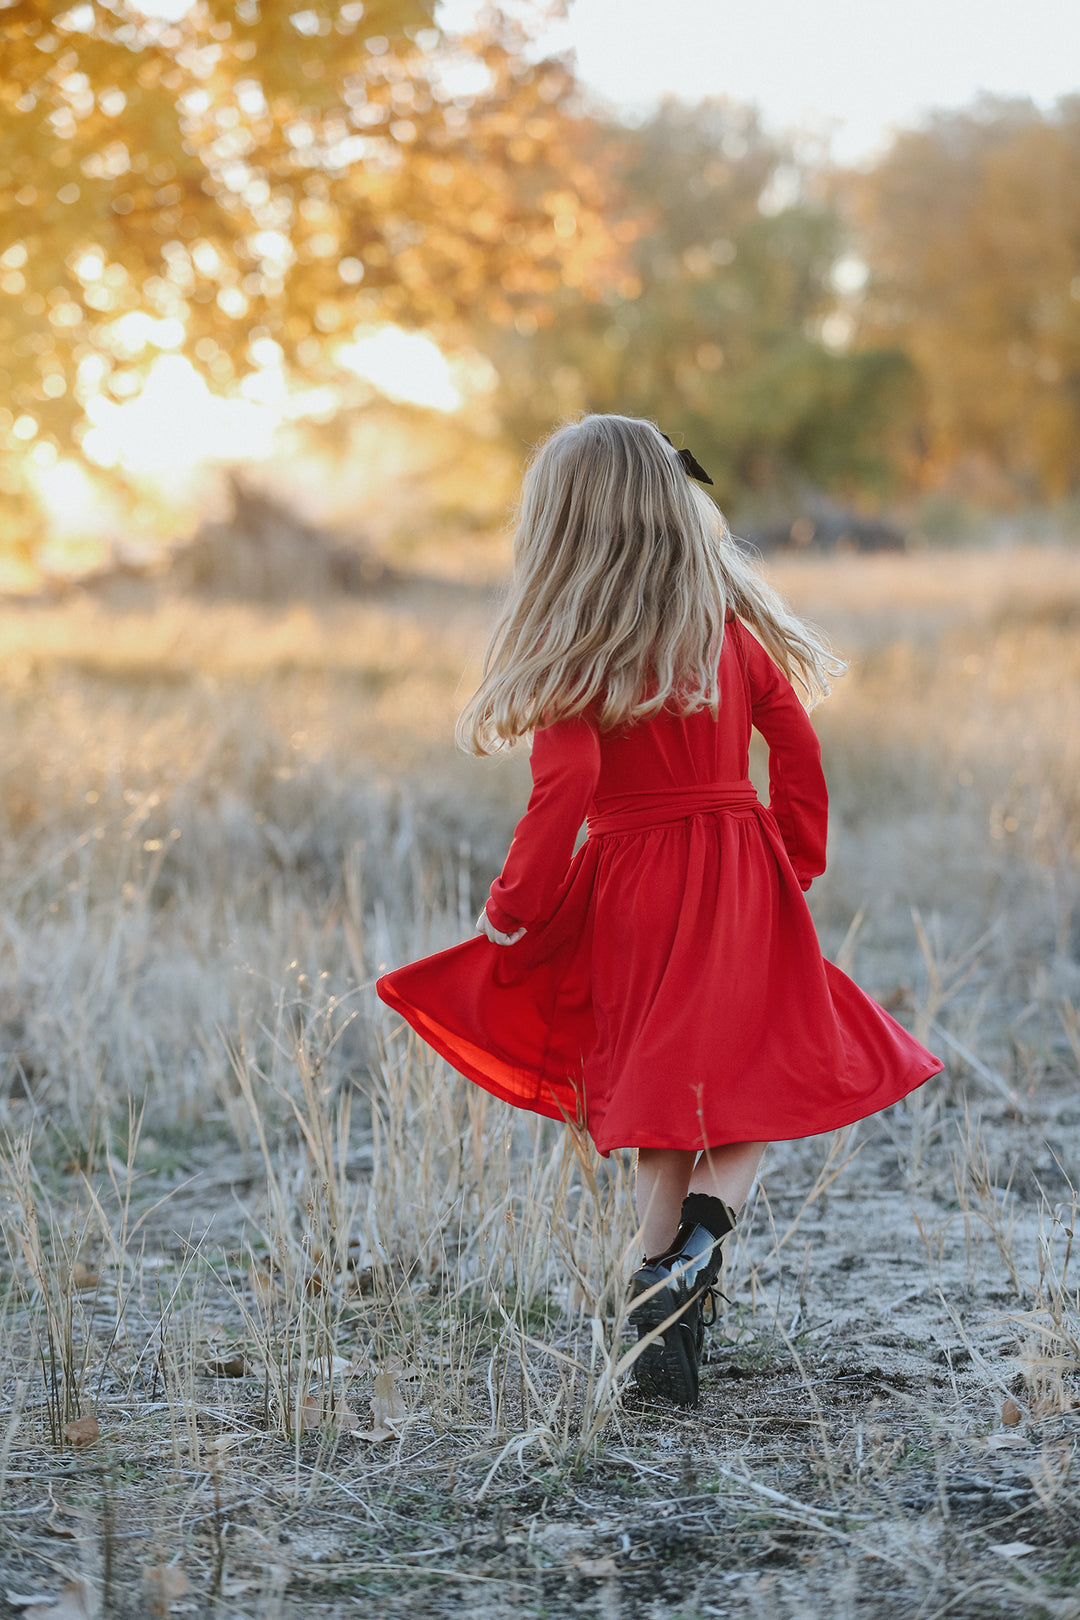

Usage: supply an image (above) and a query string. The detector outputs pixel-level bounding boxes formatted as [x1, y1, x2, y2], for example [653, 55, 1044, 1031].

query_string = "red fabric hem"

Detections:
[377, 975, 577, 1125]
[378, 969, 943, 1158]
[588, 1059, 943, 1155]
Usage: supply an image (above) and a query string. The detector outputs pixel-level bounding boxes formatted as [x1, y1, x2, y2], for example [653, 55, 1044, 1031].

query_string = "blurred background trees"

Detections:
[0, 0, 619, 551]
[2, 0, 1079, 574]
[850, 96, 1080, 503]
[483, 99, 917, 510]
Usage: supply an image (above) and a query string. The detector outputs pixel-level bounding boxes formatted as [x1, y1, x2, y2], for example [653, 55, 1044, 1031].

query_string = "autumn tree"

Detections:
[0, 0, 622, 546]
[483, 98, 913, 509]
[850, 96, 1080, 500]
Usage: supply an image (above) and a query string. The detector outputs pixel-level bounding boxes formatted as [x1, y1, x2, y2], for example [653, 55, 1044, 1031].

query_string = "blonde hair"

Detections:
[458, 414, 844, 754]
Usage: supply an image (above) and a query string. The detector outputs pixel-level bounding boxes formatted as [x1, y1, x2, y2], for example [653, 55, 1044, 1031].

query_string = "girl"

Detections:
[377, 414, 942, 1408]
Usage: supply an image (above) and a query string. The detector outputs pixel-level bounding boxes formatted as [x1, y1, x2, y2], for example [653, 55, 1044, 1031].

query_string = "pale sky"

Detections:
[127, 0, 1080, 164]
[444, 0, 1080, 165]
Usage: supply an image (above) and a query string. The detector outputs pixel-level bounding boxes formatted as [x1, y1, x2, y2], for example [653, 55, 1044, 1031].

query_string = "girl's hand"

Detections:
[476, 909, 526, 947]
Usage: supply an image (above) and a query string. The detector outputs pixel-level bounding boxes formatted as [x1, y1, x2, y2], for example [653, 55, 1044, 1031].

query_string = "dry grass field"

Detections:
[1, 543, 1079, 1619]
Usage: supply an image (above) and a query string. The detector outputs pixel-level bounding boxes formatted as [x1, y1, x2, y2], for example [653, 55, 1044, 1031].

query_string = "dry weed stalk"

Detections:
[0, 1107, 211, 1459]
[910, 909, 996, 1049]
[0, 1131, 98, 1445]
[732, 1128, 862, 1314]
[220, 990, 684, 1478]
[220, 1021, 367, 1450]
[1058, 998, 1080, 1074]
[951, 1107, 1027, 1297]
[1005, 1184, 1080, 1423]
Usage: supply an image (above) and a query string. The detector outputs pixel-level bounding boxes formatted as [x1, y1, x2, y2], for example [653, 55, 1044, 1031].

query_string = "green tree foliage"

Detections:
[484, 99, 914, 508]
[0, 0, 620, 539]
[851, 96, 1080, 499]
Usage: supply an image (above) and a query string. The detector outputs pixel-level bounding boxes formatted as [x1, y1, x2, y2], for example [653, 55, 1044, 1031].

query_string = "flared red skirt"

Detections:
[377, 804, 942, 1154]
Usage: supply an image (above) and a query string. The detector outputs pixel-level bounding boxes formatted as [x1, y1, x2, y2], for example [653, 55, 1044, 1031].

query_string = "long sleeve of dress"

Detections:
[485, 715, 602, 932]
[739, 626, 828, 889]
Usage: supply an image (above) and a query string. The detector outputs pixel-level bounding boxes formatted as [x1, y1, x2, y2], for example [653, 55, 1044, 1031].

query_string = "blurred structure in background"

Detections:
[737, 491, 907, 557]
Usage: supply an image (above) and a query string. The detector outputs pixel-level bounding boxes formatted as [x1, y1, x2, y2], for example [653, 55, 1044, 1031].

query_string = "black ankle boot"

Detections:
[628, 1195, 736, 1408]
[662, 1195, 735, 1354]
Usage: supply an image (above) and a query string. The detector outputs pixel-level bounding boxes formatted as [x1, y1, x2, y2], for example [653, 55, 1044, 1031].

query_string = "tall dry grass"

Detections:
[0, 545, 1077, 1615]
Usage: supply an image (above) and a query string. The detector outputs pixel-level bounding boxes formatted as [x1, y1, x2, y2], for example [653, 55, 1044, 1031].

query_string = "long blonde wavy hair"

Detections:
[458, 414, 844, 754]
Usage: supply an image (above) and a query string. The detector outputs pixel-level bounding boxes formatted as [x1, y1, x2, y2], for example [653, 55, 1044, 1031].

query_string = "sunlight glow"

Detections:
[125, 0, 194, 18]
[337, 326, 463, 411]
[107, 311, 185, 357]
[31, 457, 111, 537]
[82, 355, 280, 473]
[66, 324, 473, 489]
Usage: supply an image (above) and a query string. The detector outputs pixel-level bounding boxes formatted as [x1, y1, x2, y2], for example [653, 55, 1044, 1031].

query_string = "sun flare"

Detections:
[81, 355, 281, 476]
[336, 327, 463, 412]
[72, 325, 466, 488]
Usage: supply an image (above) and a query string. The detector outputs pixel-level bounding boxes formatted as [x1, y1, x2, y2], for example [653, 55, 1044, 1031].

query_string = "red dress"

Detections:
[377, 620, 942, 1153]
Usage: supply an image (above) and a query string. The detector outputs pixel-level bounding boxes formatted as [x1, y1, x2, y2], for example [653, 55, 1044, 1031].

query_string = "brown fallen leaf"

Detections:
[1001, 1398, 1023, 1427]
[372, 1370, 405, 1429]
[350, 1375, 406, 1444]
[23, 1578, 94, 1619]
[299, 1393, 366, 1435]
[352, 1423, 396, 1444]
[142, 1563, 189, 1617]
[249, 1259, 281, 1303]
[208, 1354, 246, 1378]
[62, 1415, 99, 1447]
[40, 1507, 77, 1540]
[977, 1432, 1030, 1451]
[298, 1393, 322, 1432]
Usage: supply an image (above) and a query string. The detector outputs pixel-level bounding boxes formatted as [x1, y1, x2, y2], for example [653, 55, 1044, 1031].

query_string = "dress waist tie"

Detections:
[586, 781, 763, 838]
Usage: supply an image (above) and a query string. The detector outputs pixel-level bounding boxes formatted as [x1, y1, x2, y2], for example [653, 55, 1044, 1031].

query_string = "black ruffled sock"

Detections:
[680, 1192, 736, 1242]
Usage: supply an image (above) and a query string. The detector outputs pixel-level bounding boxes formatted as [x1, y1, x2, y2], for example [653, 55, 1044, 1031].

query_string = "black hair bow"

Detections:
[660, 432, 714, 485]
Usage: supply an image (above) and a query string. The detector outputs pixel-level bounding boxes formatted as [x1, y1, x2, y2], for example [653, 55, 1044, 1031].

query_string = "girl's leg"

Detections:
[635, 1148, 696, 1258]
[635, 1142, 769, 1257]
[630, 1144, 768, 1408]
[688, 1142, 768, 1213]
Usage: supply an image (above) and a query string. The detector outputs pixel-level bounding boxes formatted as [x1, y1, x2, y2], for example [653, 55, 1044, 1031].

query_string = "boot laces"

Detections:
[700, 1285, 730, 1328]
